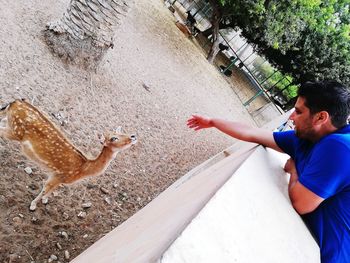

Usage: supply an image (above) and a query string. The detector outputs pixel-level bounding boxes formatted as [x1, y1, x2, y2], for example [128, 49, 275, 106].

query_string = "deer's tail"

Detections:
[1, 98, 24, 112]
[0, 102, 11, 117]
[0, 104, 8, 111]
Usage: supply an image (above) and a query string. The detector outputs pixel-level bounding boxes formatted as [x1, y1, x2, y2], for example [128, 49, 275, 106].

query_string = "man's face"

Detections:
[289, 97, 317, 140]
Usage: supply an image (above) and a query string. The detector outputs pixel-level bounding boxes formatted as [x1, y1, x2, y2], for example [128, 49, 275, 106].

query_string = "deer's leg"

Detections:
[0, 107, 7, 119]
[0, 125, 8, 136]
[30, 176, 61, 211]
[0, 116, 7, 127]
[0, 126, 17, 140]
[0, 127, 11, 139]
[21, 141, 45, 165]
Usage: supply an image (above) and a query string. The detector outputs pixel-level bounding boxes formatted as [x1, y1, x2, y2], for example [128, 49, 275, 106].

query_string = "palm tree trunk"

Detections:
[44, 0, 133, 69]
[206, 0, 221, 64]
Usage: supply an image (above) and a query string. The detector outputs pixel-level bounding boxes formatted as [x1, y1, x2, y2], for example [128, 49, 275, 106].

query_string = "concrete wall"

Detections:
[159, 147, 320, 263]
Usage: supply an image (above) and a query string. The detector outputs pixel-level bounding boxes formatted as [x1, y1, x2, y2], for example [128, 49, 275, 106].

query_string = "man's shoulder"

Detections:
[317, 131, 350, 155]
[323, 127, 350, 145]
[273, 130, 299, 157]
[273, 130, 296, 139]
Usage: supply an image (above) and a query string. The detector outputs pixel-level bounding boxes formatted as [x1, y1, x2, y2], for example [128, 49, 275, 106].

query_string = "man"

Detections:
[187, 80, 350, 263]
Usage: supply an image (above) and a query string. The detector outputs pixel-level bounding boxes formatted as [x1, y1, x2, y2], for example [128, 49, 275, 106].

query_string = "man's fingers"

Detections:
[187, 115, 207, 131]
[187, 119, 200, 126]
[284, 158, 297, 174]
[187, 119, 196, 125]
[187, 123, 202, 130]
[187, 116, 200, 123]
[187, 120, 203, 131]
[187, 123, 198, 129]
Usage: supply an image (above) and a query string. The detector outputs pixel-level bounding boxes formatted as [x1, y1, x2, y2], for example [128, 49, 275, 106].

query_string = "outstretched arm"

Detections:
[187, 114, 283, 152]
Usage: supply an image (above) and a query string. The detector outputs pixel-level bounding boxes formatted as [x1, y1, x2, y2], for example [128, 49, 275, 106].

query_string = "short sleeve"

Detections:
[273, 130, 297, 158]
[299, 139, 350, 199]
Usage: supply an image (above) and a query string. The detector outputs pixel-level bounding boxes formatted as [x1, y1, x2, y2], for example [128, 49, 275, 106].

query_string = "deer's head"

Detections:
[101, 127, 137, 152]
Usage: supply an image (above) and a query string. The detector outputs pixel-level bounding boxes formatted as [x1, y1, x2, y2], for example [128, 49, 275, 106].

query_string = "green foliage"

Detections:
[285, 85, 298, 100]
[213, 0, 350, 87]
[253, 62, 297, 100]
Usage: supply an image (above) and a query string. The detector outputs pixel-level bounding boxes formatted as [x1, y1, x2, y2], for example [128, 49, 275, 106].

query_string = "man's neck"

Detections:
[311, 125, 338, 143]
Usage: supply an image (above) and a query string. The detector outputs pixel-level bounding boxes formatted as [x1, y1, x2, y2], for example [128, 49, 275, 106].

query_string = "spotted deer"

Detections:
[0, 99, 137, 211]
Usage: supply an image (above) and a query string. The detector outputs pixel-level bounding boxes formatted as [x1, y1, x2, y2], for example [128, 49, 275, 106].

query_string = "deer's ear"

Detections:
[115, 126, 122, 133]
[97, 133, 105, 145]
[103, 131, 111, 145]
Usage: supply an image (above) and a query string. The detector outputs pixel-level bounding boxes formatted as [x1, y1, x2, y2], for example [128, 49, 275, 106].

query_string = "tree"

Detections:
[206, 0, 223, 63]
[204, 0, 350, 86]
[44, 0, 133, 69]
[254, 0, 350, 85]
[205, 0, 317, 63]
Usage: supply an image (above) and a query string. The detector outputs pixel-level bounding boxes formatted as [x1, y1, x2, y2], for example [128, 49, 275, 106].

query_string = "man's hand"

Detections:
[187, 115, 213, 131]
[284, 158, 299, 190]
[283, 158, 324, 214]
[284, 158, 298, 177]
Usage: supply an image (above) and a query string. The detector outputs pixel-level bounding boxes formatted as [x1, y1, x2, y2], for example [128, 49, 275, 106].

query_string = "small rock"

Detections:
[77, 211, 87, 218]
[60, 231, 68, 239]
[18, 213, 24, 218]
[64, 250, 70, 260]
[100, 187, 109, 194]
[86, 183, 97, 189]
[104, 197, 112, 205]
[12, 216, 22, 225]
[31, 216, 39, 224]
[82, 202, 92, 209]
[113, 183, 119, 188]
[42, 198, 49, 205]
[83, 234, 88, 238]
[48, 254, 57, 262]
[52, 112, 62, 120]
[142, 83, 151, 92]
[56, 242, 62, 250]
[62, 212, 69, 220]
[28, 184, 38, 190]
[8, 253, 19, 262]
[24, 167, 33, 174]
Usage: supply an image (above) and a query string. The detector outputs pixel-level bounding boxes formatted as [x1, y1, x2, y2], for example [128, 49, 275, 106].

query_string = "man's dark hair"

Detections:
[298, 80, 350, 128]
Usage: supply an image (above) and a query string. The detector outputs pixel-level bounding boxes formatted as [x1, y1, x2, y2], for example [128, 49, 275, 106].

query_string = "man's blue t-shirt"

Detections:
[274, 125, 350, 263]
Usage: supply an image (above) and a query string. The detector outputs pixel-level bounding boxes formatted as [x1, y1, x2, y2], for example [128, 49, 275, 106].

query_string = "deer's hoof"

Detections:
[42, 197, 48, 205]
[29, 203, 36, 211]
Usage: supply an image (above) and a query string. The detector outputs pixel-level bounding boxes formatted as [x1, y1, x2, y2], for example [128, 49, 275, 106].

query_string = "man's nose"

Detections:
[289, 110, 296, 120]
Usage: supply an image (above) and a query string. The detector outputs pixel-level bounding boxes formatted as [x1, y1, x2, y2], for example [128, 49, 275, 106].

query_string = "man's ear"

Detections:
[314, 111, 329, 125]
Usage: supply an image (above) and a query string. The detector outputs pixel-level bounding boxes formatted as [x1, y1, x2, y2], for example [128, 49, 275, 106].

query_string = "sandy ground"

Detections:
[0, 0, 261, 262]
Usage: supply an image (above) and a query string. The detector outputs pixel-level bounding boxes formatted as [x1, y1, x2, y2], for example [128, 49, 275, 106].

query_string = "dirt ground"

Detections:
[0, 0, 261, 262]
